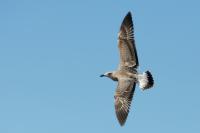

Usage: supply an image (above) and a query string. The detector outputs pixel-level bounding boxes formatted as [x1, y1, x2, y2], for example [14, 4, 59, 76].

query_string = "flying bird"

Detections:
[100, 12, 154, 126]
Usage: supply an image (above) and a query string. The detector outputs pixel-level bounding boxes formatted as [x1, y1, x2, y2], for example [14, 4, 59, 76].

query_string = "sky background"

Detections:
[0, 0, 200, 133]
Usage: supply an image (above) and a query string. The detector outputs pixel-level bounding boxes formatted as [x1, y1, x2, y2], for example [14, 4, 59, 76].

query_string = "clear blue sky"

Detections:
[0, 0, 200, 132]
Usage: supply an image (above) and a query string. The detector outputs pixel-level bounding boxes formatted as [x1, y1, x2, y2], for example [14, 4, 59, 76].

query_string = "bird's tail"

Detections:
[137, 71, 154, 90]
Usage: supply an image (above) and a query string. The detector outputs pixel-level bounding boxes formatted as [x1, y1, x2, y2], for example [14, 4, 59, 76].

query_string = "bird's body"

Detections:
[105, 70, 137, 82]
[100, 12, 154, 126]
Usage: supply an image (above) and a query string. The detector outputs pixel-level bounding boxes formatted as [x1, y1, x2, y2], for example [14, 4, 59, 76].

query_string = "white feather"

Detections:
[138, 72, 149, 89]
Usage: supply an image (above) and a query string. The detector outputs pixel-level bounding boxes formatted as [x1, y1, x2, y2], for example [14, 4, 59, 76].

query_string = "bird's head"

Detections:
[100, 72, 112, 78]
[100, 71, 117, 81]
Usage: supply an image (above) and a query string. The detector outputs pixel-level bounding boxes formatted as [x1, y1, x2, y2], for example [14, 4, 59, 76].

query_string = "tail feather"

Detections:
[138, 71, 154, 90]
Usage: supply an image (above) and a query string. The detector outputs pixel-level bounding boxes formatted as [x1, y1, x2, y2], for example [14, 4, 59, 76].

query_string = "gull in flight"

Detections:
[100, 12, 154, 126]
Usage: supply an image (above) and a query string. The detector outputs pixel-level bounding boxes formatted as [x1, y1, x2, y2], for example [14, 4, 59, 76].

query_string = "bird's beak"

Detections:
[100, 74, 105, 77]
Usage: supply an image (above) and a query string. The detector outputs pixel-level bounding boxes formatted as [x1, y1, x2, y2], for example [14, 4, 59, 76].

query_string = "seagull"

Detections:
[100, 12, 154, 126]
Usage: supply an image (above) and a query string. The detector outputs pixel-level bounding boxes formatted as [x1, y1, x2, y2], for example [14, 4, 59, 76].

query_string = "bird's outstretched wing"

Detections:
[114, 78, 136, 126]
[118, 12, 139, 69]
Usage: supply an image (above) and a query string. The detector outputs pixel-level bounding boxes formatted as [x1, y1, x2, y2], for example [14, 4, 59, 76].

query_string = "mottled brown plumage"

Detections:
[118, 12, 139, 69]
[114, 78, 136, 126]
[115, 12, 138, 126]
[100, 12, 154, 126]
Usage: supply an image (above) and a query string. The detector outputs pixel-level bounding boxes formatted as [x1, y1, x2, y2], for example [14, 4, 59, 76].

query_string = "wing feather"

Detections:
[114, 79, 136, 126]
[118, 12, 139, 69]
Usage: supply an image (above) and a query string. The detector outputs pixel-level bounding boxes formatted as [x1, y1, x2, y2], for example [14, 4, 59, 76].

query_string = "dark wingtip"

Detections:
[127, 11, 132, 16]
[120, 11, 133, 30]
[119, 121, 125, 126]
[116, 109, 129, 126]
[117, 112, 127, 126]
[124, 11, 132, 20]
